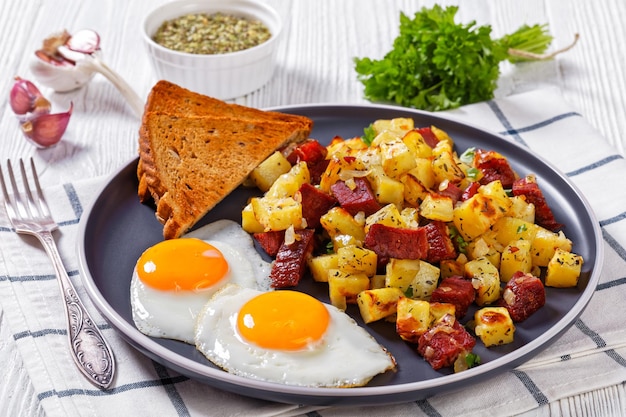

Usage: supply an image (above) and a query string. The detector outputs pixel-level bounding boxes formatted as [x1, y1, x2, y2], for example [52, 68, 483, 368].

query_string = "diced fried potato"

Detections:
[411, 158, 436, 189]
[531, 227, 573, 267]
[365, 203, 406, 232]
[328, 269, 370, 310]
[492, 217, 538, 247]
[241, 202, 265, 233]
[474, 307, 515, 347]
[337, 245, 378, 277]
[326, 136, 368, 157]
[371, 129, 401, 147]
[400, 207, 419, 229]
[266, 161, 310, 198]
[432, 150, 465, 184]
[413, 261, 440, 300]
[307, 253, 339, 282]
[453, 194, 499, 241]
[320, 207, 366, 243]
[402, 130, 432, 158]
[372, 118, 414, 137]
[379, 138, 417, 178]
[431, 139, 453, 156]
[464, 256, 500, 306]
[431, 126, 454, 147]
[419, 193, 454, 222]
[249, 151, 292, 192]
[367, 166, 405, 206]
[385, 259, 440, 300]
[385, 258, 419, 294]
[357, 287, 404, 323]
[500, 239, 532, 282]
[440, 259, 466, 279]
[399, 171, 429, 206]
[396, 297, 430, 343]
[319, 156, 365, 192]
[466, 234, 501, 268]
[330, 234, 361, 251]
[429, 302, 456, 325]
[478, 180, 512, 215]
[250, 196, 302, 231]
[545, 249, 583, 288]
[506, 196, 535, 223]
[370, 274, 386, 289]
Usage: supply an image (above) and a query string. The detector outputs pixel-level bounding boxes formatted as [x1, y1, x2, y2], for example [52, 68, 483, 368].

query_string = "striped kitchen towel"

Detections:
[1, 87, 625, 417]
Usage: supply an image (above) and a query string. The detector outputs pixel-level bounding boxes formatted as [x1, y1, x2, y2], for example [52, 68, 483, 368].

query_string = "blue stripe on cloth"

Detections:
[602, 228, 626, 262]
[0, 269, 80, 283]
[597, 277, 626, 291]
[416, 398, 443, 416]
[600, 211, 626, 227]
[566, 154, 624, 177]
[511, 369, 549, 405]
[575, 319, 607, 348]
[37, 373, 190, 401]
[487, 100, 528, 146]
[153, 362, 191, 417]
[13, 322, 112, 341]
[63, 183, 82, 218]
[499, 111, 581, 136]
[605, 349, 626, 367]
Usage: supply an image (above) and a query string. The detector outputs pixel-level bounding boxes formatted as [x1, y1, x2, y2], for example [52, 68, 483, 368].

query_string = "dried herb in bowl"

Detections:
[153, 12, 271, 55]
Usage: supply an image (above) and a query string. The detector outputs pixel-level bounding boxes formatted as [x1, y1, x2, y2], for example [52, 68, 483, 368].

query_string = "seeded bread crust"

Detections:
[137, 82, 312, 239]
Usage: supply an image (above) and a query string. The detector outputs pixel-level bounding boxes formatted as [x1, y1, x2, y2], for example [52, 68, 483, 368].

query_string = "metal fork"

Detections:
[0, 158, 115, 389]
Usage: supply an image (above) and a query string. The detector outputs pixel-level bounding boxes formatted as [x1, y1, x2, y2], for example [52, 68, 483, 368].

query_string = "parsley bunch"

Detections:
[354, 5, 558, 111]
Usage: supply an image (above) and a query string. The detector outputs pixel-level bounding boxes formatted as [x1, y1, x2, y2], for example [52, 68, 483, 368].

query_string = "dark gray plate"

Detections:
[77, 104, 603, 406]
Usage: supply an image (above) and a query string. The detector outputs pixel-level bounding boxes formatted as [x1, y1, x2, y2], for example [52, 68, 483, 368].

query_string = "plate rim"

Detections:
[76, 102, 604, 405]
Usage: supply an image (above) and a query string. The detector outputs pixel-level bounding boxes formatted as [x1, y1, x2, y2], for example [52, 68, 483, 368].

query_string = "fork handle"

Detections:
[38, 230, 115, 389]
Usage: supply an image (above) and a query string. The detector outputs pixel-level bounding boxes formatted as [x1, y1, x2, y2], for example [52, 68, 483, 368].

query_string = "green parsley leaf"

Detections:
[466, 167, 481, 181]
[404, 286, 414, 298]
[465, 352, 481, 368]
[362, 123, 376, 146]
[449, 225, 468, 254]
[354, 5, 560, 111]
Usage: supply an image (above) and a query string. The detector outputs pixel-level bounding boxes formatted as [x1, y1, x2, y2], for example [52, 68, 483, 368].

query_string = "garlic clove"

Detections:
[21, 102, 73, 148]
[10, 77, 51, 115]
[66, 29, 100, 54]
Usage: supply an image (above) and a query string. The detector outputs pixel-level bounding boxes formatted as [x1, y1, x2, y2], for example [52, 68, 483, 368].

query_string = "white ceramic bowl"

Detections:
[142, 0, 282, 99]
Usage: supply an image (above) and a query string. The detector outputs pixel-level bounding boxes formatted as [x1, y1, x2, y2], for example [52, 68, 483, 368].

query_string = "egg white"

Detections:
[131, 220, 272, 344]
[194, 284, 397, 388]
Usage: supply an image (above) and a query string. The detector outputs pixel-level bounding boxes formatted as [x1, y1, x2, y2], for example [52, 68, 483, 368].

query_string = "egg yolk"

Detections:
[137, 238, 228, 292]
[237, 290, 330, 351]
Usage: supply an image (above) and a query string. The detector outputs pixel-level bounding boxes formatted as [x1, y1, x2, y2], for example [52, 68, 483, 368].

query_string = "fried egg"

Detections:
[131, 220, 272, 344]
[194, 284, 397, 387]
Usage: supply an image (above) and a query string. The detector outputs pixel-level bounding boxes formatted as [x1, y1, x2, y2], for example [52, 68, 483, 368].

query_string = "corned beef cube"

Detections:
[364, 223, 429, 261]
[298, 183, 337, 228]
[269, 229, 316, 288]
[330, 177, 381, 217]
[423, 221, 457, 263]
[253, 230, 285, 257]
[430, 276, 475, 319]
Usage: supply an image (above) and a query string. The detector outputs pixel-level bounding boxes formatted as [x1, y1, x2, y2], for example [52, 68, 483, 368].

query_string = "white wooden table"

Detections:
[1, 1, 625, 415]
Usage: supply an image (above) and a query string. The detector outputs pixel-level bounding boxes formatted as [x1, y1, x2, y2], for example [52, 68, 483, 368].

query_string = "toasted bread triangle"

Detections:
[137, 82, 312, 239]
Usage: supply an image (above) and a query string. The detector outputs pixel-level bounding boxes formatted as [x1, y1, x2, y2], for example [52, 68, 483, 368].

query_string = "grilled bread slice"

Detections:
[144, 80, 311, 125]
[138, 110, 312, 239]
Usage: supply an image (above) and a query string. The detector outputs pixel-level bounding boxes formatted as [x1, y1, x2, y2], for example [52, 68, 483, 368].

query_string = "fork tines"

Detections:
[0, 158, 50, 223]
